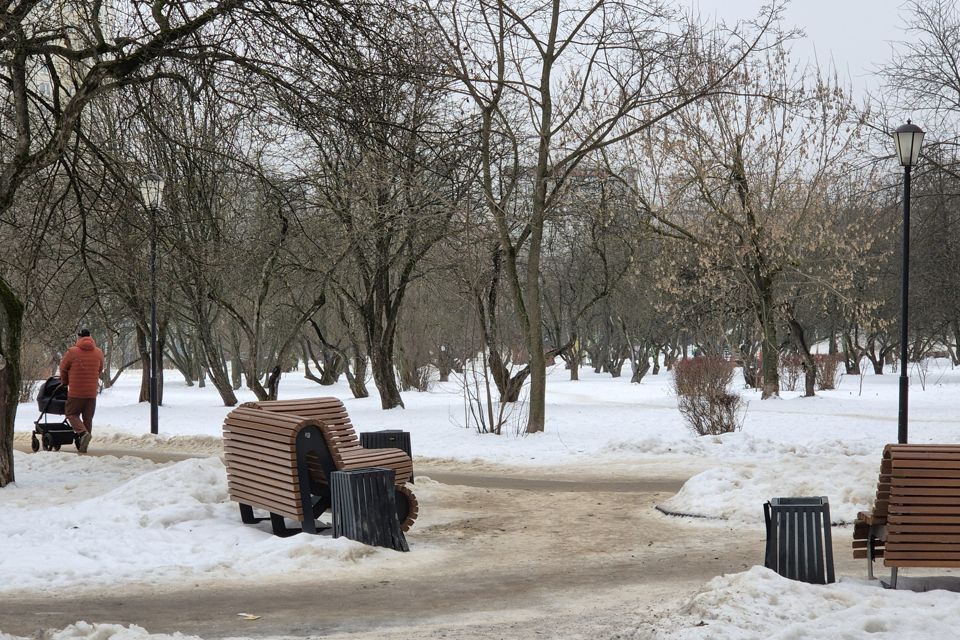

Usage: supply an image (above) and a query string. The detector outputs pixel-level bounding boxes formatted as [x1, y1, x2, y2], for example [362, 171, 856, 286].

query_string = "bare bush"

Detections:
[778, 353, 803, 392]
[673, 357, 744, 436]
[815, 354, 843, 390]
[461, 358, 524, 435]
[18, 342, 55, 403]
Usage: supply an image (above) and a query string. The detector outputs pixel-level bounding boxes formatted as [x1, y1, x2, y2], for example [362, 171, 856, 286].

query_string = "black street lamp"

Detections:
[891, 121, 925, 444]
[139, 173, 165, 435]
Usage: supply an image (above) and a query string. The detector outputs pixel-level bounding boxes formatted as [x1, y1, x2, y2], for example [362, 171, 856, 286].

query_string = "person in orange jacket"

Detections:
[58, 328, 105, 453]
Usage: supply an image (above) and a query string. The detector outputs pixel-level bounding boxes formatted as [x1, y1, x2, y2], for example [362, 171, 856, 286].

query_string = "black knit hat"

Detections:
[77, 328, 91, 337]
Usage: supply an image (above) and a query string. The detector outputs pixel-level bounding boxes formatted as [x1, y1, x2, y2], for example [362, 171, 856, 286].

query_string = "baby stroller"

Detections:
[31, 376, 78, 452]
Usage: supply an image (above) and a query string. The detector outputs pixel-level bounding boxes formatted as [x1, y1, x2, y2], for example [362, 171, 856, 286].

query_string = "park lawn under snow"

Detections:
[13, 359, 960, 527]
[3, 362, 960, 637]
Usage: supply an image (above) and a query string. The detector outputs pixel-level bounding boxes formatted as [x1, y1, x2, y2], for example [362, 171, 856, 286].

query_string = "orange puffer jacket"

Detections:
[59, 337, 105, 398]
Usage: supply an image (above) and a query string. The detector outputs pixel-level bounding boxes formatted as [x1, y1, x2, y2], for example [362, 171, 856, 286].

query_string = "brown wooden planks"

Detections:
[227, 397, 418, 532]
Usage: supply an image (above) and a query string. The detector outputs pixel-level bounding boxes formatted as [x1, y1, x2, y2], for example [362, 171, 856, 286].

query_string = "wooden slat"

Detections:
[223, 427, 294, 445]
[888, 524, 960, 534]
[228, 490, 302, 521]
[886, 537, 960, 545]
[894, 477, 960, 487]
[224, 444, 293, 461]
[224, 439, 298, 461]
[225, 452, 302, 476]
[228, 486, 301, 513]
[890, 451, 960, 460]
[891, 487, 960, 497]
[893, 459, 960, 470]
[889, 515, 960, 524]
[888, 506, 960, 515]
[227, 480, 300, 508]
[889, 496, 960, 505]
[227, 465, 298, 489]
[891, 468, 960, 479]
[885, 559, 960, 567]
[885, 552, 960, 560]
[886, 445, 960, 453]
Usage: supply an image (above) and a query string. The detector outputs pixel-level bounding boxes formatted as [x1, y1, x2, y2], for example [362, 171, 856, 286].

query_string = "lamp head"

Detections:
[893, 120, 925, 167]
[139, 173, 165, 209]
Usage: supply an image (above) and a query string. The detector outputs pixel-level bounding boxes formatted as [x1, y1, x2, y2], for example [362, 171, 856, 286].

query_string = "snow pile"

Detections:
[658, 566, 960, 639]
[658, 456, 879, 524]
[0, 452, 447, 594]
[1, 622, 202, 640]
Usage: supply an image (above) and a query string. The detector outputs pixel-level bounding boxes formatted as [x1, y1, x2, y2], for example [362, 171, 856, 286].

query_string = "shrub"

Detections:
[778, 353, 803, 392]
[18, 341, 54, 403]
[673, 357, 744, 436]
[815, 354, 843, 390]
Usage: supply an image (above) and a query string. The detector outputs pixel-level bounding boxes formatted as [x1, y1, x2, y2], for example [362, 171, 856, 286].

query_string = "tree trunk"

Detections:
[101, 332, 114, 389]
[137, 325, 150, 403]
[842, 331, 862, 375]
[757, 289, 780, 398]
[195, 328, 237, 406]
[369, 346, 403, 409]
[437, 345, 453, 382]
[785, 310, 816, 398]
[608, 356, 626, 378]
[864, 337, 887, 375]
[951, 320, 960, 365]
[630, 357, 650, 384]
[302, 344, 323, 384]
[0, 278, 25, 487]
[346, 352, 369, 399]
[318, 349, 343, 385]
[157, 331, 166, 406]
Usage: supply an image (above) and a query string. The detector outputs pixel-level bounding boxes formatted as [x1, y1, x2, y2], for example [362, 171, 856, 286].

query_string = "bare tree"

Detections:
[0, 0, 264, 486]
[429, 0, 778, 431]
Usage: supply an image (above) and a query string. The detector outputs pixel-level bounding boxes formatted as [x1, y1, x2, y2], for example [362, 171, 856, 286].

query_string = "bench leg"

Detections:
[240, 503, 256, 524]
[239, 503, 270, 525]
[889, 567, 898, 589]
[866, 536, 875, 580]
[312, 493, 331, 519]
[270, 512, 300, 537]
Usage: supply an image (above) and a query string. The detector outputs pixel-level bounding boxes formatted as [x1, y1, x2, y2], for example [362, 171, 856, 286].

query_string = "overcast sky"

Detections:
[692, 0, 910, 96]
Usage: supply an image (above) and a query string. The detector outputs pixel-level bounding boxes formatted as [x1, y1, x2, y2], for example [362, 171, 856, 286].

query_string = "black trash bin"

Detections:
[359, 429, 413, 482]
[764, 496, 835, 584]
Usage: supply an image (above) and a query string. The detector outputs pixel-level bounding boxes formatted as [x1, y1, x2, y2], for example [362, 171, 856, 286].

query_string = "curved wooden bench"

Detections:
[223, 406, 335, 536]
[243, 397, 418, 531]
[852, 444, 960, 587]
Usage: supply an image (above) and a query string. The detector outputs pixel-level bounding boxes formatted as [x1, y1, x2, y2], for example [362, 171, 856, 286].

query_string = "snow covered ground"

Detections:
[5, 359, 960, 638]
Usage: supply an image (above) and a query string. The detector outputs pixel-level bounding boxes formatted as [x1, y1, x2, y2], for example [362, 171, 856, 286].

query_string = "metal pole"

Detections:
[898, 165, 911, 445]
[150, 206, 159, 435]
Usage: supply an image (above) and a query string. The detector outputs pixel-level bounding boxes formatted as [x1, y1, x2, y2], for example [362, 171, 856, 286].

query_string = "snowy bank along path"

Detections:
[2, 363, 960, 638]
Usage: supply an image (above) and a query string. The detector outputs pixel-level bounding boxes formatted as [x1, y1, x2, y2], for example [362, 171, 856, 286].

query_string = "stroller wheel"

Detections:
[41, 433, 52, 451]
[53, 443, 62, 452]
[31, 435, 40, 452]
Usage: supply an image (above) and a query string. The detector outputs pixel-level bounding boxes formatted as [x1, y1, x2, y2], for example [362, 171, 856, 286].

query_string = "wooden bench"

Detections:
[852, 444, 960, 587]
[224, 397, 418, 535]
[222, 406, 336, 536]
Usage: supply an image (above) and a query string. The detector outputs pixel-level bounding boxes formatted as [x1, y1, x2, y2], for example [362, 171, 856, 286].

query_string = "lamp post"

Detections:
[139, 173, 164, 435]
[891, 121, 924, 445]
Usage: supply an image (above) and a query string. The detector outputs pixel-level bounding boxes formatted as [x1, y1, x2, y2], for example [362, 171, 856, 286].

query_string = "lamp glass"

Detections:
[892, 123, 925, 167]
[139, 174, 165, 209]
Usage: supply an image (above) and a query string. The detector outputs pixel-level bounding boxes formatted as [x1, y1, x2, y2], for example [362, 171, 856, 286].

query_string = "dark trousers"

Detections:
[65, 397, 97, 434]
